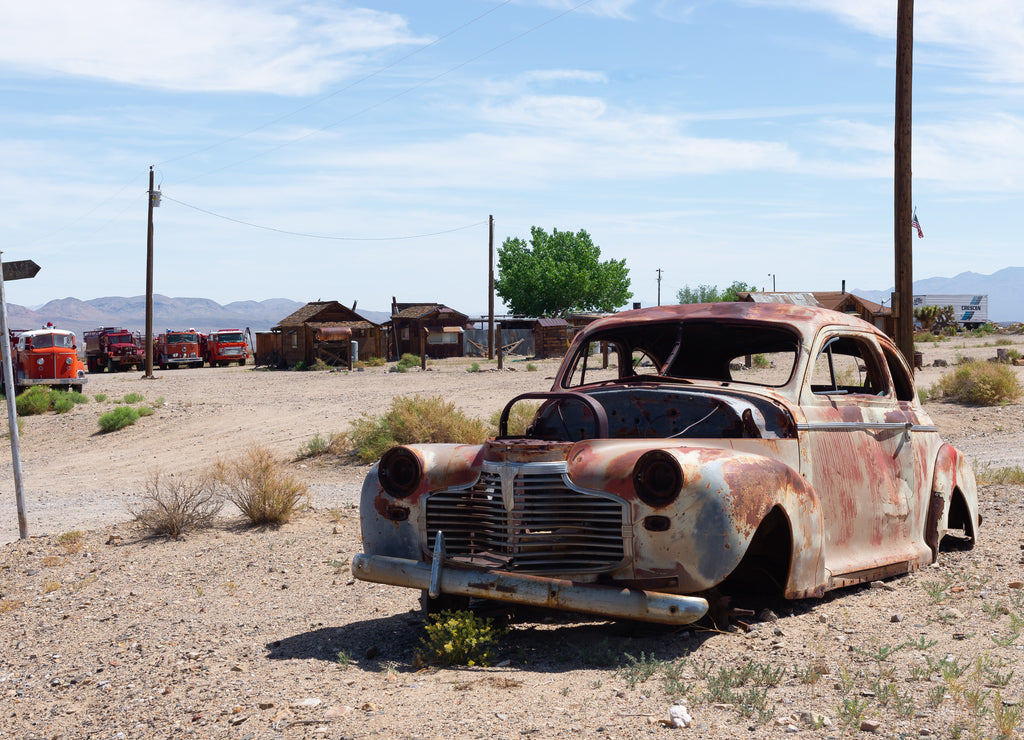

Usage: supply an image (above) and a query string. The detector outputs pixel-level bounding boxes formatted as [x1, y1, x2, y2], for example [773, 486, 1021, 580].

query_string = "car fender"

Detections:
[926, 443, 979, 557]
[360, 444, 484, 559]
[566, 440, 827, 598]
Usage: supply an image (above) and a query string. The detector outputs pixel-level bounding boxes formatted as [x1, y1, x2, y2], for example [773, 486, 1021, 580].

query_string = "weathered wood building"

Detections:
[533, 317, 573, 359]
[264, 301, 384, 367]
[388, 301, 469, 359]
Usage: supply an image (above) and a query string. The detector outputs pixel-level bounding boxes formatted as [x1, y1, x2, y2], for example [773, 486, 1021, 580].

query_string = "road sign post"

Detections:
[0, 256, 41, 539]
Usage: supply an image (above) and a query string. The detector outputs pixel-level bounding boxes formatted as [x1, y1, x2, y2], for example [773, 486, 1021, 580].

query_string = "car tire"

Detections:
[420, 591, 470, 616]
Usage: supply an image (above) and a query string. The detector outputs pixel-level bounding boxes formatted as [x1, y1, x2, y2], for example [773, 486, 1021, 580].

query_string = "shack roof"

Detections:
[276, 301, 377, 328]
[392, 303, 468, 321]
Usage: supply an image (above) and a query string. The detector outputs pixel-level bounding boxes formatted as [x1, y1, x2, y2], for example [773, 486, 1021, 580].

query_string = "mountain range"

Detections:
[8, 296, 325, 335]
[853, 266, 1024, 323]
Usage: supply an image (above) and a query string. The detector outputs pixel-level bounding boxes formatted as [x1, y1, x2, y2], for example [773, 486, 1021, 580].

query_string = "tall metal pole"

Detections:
[144, 167, 155, 378]
[488, 215, 495, 360]
[0, 253, 28, 539]
[656, 268, 662, 306]
[894, 0, 915, 368]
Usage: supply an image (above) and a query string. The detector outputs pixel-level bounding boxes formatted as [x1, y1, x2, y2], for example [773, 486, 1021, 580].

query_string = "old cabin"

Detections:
[270, 301, 384, 368]
[533, 317, 573, 359]
[389, 301, 468, 359]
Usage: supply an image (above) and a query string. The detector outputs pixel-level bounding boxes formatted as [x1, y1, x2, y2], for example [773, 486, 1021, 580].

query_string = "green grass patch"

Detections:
[98, 405, 141, 432]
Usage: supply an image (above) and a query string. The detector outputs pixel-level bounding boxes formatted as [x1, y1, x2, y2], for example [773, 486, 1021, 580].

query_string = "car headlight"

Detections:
[633, 450, 683, 507]
[65, 357, 73, 365]
[378, 447, 422, 499]
[37, 358, 45, 366]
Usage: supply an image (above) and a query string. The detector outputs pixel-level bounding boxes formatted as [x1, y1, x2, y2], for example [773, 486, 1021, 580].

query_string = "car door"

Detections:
[798, 330, 918, 586]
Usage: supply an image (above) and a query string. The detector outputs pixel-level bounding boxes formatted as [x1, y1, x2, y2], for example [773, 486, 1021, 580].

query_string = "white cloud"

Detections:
[745, 0, 1024, 84]
[0, 1, 428, 95]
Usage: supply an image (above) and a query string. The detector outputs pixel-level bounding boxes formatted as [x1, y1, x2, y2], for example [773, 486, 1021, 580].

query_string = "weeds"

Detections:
[122, 392, 145, 404]
[295, 432, 344, 460]
[14, 387, 88, 416]
[98, 405, 141, 432]
[213, 445, 308, 525]
[617, 652, 662, 688]
[56, 531, 84, 553]
[975, 463, 1024, 485]
[94, 393, 108, 402]
[131, 470, 223, 536]
[344, 394, 489, 462]
[417, 610, 506, 667]
[490, 400, 541, 437]
[931, 360, 1022, 405]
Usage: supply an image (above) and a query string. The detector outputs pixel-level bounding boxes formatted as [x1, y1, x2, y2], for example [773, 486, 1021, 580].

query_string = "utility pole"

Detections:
[894, 0, 915, 368]
[656, 269, 663, 306]
[768, 273, 776, 292]
[488, 215, 495, 360]
[144, 166, 157, 379]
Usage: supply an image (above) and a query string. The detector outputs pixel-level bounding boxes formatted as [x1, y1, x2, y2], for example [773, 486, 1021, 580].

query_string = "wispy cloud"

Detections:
[0, 1, 429, 95]
[523, 0, 639, 19]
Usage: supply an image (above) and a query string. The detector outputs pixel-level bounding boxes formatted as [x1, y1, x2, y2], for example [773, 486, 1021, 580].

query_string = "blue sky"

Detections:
[3, 0, 1023, 315]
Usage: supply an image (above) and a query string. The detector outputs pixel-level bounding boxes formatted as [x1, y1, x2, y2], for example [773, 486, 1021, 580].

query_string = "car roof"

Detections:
[581, 302, 885, 340]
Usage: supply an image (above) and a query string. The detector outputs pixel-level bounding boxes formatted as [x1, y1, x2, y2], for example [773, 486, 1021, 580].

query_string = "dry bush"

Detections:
[931, 360, 1023, 405]
[131, 471, 223, 537]
[345, 394, 490, 463]
[213, 445, 308, 525]
[489, 400, 541, 436]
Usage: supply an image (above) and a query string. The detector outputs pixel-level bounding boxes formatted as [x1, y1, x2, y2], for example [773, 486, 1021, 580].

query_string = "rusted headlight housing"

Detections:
[378, 447, 422, 499]
[633, 450, 683, 507]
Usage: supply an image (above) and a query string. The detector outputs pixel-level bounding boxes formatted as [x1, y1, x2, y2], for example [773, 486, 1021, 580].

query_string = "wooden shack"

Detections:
[533, 317, 572, 359]
[272, 301, 384, 367]
[389, 300, 468, 359]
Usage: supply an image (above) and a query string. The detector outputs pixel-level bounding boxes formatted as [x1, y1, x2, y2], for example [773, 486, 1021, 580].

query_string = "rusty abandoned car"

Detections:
[353, 303, 978, 624]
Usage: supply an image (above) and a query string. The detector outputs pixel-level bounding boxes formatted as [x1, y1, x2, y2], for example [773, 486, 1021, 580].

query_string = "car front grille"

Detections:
[425, 461, 627, 573]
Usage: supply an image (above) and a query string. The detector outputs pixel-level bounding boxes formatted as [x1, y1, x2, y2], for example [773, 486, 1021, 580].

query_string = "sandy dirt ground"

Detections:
[2, 335, 1024, 739]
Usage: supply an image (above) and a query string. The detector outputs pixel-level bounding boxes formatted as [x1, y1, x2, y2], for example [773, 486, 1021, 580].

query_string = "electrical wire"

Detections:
[162, 194, 486, 241]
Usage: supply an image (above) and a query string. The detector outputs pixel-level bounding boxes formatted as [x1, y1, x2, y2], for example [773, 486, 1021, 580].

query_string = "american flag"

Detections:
[912, 211, 924, 238]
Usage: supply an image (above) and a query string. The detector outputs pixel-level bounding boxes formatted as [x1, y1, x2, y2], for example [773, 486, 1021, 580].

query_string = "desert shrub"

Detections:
[489, 401, 541, 436]
[98, 405, 141, 432]
[995, 338, 1014, 346]
[310, 358, 331, 371]
[417, 610, 506, 667]
[974, 463, 1024, 485]
[931, 360, 1022, 405]
[391, 353, 420, 373]
[345, 394, 489, 462]
[291, 361, 309, 371]
[94, 393, 108, 403]
[137, 405, 155, 417]
[122, 392, 145, 404]
[365, 356, 386, 367]
[295, 432, 344, 460]
[467, 362, 481, 373]
[213, 445, 308, 525]
[57, 531, 85, 553]
[526, 363, 538, 372]
[131, 471, 223, 537]
[752, 354, 771, 369]
[15, 387, 54, 416]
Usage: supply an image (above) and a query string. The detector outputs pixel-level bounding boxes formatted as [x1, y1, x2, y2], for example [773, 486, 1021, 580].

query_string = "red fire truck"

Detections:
[155, 329, 202, 369]
[4, 324, 87, 395]
[84, 327, 145, 373]
[201, 329, 249, 367]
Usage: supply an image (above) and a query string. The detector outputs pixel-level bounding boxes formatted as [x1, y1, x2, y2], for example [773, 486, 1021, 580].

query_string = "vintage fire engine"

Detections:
[155, 329, 202, 369]
[201, 329, 249, 367]
[84, 327, 144, 373]
[5, 324, 87, 395]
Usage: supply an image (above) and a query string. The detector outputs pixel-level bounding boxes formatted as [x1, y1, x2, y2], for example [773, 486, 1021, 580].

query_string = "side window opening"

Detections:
[811, 336, 888, 397]
[882, 346, 917, 402]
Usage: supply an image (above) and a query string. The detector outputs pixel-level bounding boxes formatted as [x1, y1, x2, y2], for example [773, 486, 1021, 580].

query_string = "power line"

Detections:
[162, 195, 486, 241]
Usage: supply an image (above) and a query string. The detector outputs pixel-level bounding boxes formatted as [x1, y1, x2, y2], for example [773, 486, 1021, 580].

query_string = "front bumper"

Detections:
[351, 552, 709, 625]
[18, 376, 87, 387]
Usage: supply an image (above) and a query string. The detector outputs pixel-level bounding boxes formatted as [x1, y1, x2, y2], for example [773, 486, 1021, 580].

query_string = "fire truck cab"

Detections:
[5, 324, 88, 395]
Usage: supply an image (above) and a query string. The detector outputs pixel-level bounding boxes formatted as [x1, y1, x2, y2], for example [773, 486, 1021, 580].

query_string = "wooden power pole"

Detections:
[144, 166, 156, 379]
[488, 215, 495, 360]
[894, 0, 915, 368]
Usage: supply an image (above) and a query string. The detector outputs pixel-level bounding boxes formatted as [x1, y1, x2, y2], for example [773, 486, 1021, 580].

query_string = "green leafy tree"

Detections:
[676, 280, 757, 304]
[495, 227, 632, 316]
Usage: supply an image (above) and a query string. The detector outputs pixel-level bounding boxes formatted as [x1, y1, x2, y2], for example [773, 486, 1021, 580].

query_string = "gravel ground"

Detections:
[2, 336, 1024, 739]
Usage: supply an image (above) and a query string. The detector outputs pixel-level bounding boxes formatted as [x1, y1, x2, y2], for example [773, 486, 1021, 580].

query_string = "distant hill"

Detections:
[853, 266, 1024, 323]
[9, 296, 311, 335]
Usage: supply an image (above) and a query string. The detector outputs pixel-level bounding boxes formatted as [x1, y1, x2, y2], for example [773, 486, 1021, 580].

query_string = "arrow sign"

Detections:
[2, 260, 41, 281]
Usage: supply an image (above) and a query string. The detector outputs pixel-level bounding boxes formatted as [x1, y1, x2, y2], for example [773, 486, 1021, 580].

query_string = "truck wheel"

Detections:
[238, 358, 246, 366]
[71, 384, 83, 394]
[158, 355, 167, 370]
[420, 591, 470, 616]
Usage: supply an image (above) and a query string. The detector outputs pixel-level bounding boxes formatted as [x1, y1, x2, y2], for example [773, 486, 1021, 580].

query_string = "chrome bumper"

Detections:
[351, 552, 709, 625]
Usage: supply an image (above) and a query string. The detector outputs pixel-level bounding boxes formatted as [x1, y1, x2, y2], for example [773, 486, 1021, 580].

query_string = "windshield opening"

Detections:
[563, 320, 799, 389]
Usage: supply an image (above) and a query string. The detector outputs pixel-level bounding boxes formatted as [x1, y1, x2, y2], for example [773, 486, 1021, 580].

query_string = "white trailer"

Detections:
[912, 294, 989, 329]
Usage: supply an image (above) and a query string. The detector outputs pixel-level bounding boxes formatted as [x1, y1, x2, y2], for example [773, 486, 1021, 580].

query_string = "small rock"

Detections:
[774, 627, 785, 637]
[1009, 581, 1023, 589]
[228, 715, 248, 726]
[758, 608, 779, 622]
[324, 705, 352, 719]
[861, 719, 881, 733]
[891, 614, 903, 623]
[360, 702, 378, 712]
[291, 698, 323, 709]
[258, 702, 274, 710]
[664, 705, 692, 728]
[920, 729, 934, 736]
